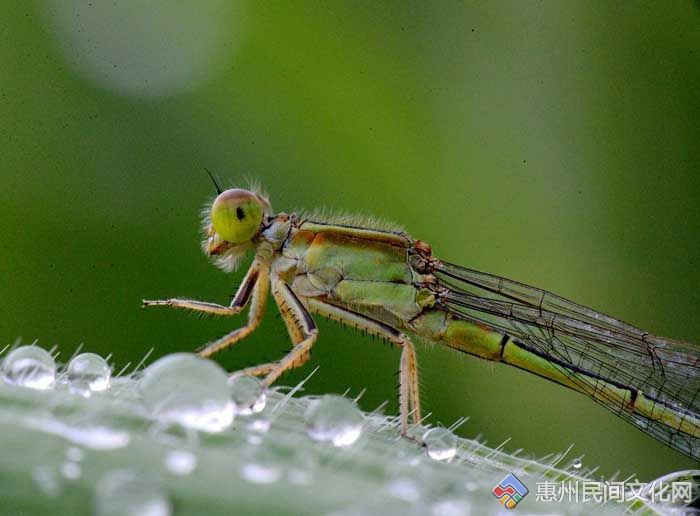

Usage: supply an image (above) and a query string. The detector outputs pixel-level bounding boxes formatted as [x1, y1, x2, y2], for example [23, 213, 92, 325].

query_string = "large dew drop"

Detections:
[139, 353, 234, 433]
[422, 428, 457, 462]
[2, 345, 56, 390]
[229, 374, 266, 416]
[305, 395, 364, 447]
[94, 469, 171, 516]
[67, 352, 111, 396]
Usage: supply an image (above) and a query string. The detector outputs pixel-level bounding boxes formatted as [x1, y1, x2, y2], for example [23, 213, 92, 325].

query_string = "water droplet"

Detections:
[2, 345, 56, 389]
[139, 353, 234, 433]
[246, 416, 271, 434]
[33, 465, 62, 497]
[60, 461, 81, 480]
[240, 447, 281, 484]
[423, 428, 457, 462]
[148, 421, 200, 449]
[431, 499, 471, 516]
[23, 415, 130, 450]
[164, 450, 197, 476]
[65, 446, 84, 462]
[287, 468, 312, 486]
[66, 352, 111, 396]
[286, 451, 317, 486]
[305, 395, 364, 447]
[387, 478, 422, 502]
[229, 374, 266, 416]
[572, 458, 582, 470]
[94, 469, 171, 516]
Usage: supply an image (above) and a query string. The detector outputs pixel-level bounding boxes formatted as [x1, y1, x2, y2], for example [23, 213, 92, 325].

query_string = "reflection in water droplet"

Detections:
[246, 417, 271, 434]
[387, 478, 422, 502]
[66, 446, 84, 462]
[431, 500, 471, 516]
[229, 374, 267, 416]
[423, 428, 457, 462]
[33, 465, 62, 497]
[67, 352, 111, 396]
[305, 395, 364, 447]
[240, 447, 281, 485]
[139, 354, 234, 433]
[2, 345, 56, 390]
[94, 469, 171, 516]
[286, 451, 317, 486]
[60, 461, 81, 480]
[287, 469, 311, 486]
[23, 416, 130, 450]
[164, 450, 197, 476]
[148, 421, 200, 449]
[572, 458, 582, 469]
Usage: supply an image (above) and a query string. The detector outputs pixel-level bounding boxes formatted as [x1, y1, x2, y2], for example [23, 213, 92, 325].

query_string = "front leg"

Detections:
[197, 261, 271, 357]
[142, 256, 262, 316]
[232, 275, 318, 387]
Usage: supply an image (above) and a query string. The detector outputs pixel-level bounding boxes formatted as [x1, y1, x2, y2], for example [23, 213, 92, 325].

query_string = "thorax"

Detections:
[269, 217, 438, 326]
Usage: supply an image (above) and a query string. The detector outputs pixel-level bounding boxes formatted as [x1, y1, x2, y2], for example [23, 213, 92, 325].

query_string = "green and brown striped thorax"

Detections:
[264, 216, 445, 331]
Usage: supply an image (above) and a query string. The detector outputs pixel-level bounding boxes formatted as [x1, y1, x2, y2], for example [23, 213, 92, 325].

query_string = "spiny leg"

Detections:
[305, 298, 421, 436]
[197, 260, 271, 357]
[142, 257, 263, 316]
[237, 351, 311, 378]
[231, 275, 318, 386]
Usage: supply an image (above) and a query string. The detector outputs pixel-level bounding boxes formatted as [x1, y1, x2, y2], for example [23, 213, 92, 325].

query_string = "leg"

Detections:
[197, 261, 270, 357]
[306, 298, 421, 435]
[142, 257, 262, 316]
[237, 351, 311, 378]
[231, 275, 318, 385]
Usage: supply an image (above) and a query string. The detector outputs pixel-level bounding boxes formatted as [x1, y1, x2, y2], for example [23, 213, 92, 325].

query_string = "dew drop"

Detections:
[2, 345, 56, 390]
[431, 499, 471, 516]
[305, 395, 364, 447]
[286, 451, 317, 486]
[229, 374, 266, 416]
[246, 416, 271, 434]
[387, 478, 422, 502]
[23, 416, 130, 450]
[66, 352, 111, 396]
[423, 428, 457, 462]
[287, 468, 312, 486]
[33, 465, 62, 497]
[164, 449, 197, 476]
[148, 421, 200, 449]
[60, 461, 81, 480]
[94, 469, 171, 516]
[240, 447, 282, 484]
[572, 458, 582, 470]
[139, 353, 234, 433]
[65, 446, 84, 462]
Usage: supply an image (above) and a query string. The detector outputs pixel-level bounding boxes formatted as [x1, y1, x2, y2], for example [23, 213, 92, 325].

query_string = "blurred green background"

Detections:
[2, 1, 699, 481]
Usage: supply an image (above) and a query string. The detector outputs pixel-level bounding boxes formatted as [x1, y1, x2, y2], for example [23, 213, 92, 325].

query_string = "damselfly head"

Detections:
[201, 188, 271, 271]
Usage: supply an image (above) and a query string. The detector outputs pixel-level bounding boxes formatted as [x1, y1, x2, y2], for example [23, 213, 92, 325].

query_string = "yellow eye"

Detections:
[210, 189, 265, 244]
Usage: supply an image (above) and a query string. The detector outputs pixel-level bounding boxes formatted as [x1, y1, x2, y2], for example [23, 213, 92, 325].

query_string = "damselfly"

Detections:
[143, 182, 699, 461]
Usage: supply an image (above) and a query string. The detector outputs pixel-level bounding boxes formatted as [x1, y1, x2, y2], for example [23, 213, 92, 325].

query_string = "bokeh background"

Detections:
[2, 1, 699, 481]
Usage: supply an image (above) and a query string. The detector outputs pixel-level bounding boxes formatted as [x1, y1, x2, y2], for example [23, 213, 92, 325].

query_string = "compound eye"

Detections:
[210, 189, 264, 244]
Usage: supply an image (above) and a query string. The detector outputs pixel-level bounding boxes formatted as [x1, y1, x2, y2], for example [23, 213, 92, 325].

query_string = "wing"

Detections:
[433, 260, 700, 461]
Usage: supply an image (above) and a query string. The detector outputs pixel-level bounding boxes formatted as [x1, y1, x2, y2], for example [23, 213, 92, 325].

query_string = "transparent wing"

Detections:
[434, 260, 700, 461]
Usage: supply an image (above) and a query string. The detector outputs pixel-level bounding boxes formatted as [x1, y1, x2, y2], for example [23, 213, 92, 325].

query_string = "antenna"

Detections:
[204, 167, 223, 194]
